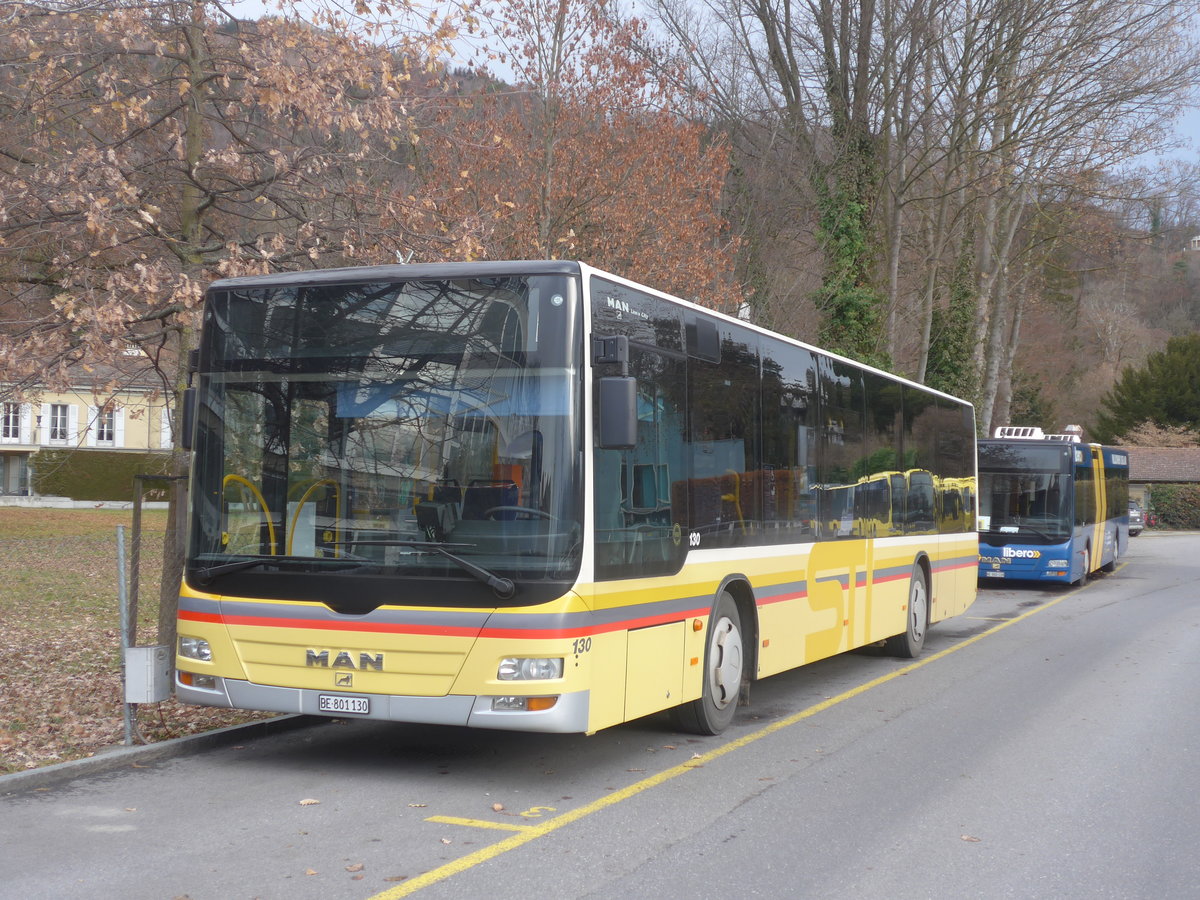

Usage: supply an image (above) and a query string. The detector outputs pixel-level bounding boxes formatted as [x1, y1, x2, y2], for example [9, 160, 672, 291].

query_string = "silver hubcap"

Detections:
[709, 615, 743, 709]
[909, 576, 927, 643]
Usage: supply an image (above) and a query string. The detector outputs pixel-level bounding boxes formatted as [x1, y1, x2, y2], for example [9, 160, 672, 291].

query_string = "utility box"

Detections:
[124, 645, 172, 704]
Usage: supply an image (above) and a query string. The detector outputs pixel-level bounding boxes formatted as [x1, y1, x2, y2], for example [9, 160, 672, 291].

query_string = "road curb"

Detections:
[1, 715, 324, 797]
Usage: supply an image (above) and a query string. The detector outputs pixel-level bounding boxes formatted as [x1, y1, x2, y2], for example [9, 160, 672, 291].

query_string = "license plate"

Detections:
[318, 694, 370, 715]
[984, 571, 1005, 578]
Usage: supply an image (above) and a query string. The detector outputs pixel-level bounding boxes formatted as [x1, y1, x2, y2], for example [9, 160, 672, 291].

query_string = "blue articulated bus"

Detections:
[977, 426, 1129, 585]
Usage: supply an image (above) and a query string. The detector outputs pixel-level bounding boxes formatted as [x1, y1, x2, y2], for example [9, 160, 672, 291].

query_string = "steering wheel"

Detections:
[484, 506, 553, 520]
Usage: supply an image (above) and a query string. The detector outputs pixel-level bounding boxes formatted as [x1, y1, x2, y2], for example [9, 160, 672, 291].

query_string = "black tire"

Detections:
[884, 564, 928, 658]
[1101, 545, 1117, 574]
[671, 591, 744, 735]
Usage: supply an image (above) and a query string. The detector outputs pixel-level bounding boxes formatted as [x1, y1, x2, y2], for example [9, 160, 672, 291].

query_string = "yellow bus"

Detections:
[176, 261, 978, 735]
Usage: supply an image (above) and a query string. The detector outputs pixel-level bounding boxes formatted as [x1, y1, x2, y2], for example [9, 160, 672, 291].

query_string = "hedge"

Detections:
[32, 449, 174, 502]
[1147, 484, 1200, 530]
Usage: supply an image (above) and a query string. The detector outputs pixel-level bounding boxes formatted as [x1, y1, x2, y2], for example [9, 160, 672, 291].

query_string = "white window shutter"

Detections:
[67, 405, 79, 444]
[161, 405, 172, 449]
[114, 408, 125, 448]
[20, 404, 32, 443]
[39, 403, 50, 444]
[87, 405, 98, 447]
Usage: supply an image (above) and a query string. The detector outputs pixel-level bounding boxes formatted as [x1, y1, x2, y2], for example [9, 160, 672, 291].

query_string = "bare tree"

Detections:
[649, 0, 1200, 423]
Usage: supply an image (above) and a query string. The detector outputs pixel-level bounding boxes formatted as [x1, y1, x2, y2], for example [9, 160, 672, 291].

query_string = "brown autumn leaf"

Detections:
[408, 0, 738, 312]
[491, 802, 505, 812]
[304, 868, 318, 876]
[299, 798, 320, 806]
[345, 863, 364, 873]
[961, 835, 982, 842]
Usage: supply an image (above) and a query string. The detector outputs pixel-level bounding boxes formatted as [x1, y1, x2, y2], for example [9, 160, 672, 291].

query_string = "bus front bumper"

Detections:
[175, 674, 591, 733]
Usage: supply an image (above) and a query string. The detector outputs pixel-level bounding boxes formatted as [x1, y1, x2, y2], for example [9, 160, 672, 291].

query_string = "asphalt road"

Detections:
[3, 532, 1198, 900]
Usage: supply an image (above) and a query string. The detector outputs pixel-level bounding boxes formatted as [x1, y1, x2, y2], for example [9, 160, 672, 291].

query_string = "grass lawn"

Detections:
[0, 507, 269, 774]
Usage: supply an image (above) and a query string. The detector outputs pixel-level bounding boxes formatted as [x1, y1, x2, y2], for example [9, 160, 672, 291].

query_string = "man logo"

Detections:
[306, 649, 384, 671]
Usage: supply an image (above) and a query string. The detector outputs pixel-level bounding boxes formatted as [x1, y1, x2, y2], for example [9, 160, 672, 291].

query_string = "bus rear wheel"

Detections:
[885, 564, 928, 658]
[672, 591, 743, 735]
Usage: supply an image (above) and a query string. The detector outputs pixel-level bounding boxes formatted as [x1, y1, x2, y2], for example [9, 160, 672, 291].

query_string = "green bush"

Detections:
[32, 449, 173, 501]
[1148, 484, 1200, 530]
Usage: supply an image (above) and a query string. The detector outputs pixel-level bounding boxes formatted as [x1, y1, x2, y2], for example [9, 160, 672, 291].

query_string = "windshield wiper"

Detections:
[347, 539, 516, 599]
[192, 556, 369, 585]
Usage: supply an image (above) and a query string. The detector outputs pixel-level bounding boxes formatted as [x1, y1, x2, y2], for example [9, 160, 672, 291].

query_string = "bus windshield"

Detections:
[186, 273, 582, 606]
[978, 443, 1072, 541]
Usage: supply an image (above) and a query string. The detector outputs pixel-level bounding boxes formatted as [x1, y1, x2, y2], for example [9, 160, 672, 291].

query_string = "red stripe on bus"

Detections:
[178, 606, 711, 641]
[756, 590, 807, 606]
[179, 610, 482, 637]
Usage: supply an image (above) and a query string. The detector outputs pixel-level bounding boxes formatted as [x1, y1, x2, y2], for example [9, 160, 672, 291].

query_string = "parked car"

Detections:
[1128, 500, 1145, 536]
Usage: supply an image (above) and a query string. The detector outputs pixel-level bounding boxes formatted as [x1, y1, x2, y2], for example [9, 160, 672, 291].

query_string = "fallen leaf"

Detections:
[440, 838, 452, 844]
[299, 798, 320, 806]
[352, 874, 364, 881]
[961, 835, 982, 843]
[345, 863, 364, 873]
[304, 868, 318, 876]
[408, 803, 427, 808]
[384, 875, 408, 883]
[491, 802, 504, 812]
[663, 744, 676, 750]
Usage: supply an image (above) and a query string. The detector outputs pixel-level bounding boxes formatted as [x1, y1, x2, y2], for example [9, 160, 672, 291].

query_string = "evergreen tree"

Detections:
[1091, 334, 1200, 443]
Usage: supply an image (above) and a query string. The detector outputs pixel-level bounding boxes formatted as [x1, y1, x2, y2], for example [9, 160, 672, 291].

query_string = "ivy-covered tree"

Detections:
[924, 251, 976, 403]
[1091, 334, 1200, 443]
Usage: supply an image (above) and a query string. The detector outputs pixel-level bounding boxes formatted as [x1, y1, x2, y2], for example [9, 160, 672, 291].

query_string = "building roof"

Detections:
[1126, 448, 1200, 483]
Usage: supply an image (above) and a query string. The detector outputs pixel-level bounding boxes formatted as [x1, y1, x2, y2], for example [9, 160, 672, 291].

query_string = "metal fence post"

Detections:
[116, 525, 134, 746]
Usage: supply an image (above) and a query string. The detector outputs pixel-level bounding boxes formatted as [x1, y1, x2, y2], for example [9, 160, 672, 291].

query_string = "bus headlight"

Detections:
[492, 696, 559, 711]
[179, 636, 212, 662]
[498, 657, 563, 680]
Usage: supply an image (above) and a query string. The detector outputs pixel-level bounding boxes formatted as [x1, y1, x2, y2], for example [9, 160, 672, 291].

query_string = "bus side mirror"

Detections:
[180, 387, 196, 451]
[598, 377, 637, 449]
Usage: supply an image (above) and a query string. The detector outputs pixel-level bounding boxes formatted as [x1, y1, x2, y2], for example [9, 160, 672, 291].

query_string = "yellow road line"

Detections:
[424, 816, 535, 833]
[369, 579, 1090, 899]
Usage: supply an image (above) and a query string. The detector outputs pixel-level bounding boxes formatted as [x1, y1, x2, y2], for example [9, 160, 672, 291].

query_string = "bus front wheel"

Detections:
[672, 591, 744, 735]
[1075, 548, 1090, 586]
[885, 564, 929, 658]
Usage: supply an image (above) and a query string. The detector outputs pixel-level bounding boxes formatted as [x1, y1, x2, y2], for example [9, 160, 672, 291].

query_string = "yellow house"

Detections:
[1, 358, 174, 497]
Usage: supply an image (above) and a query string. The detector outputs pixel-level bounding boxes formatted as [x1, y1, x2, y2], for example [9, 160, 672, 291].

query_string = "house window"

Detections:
[49, 403, 69, 442]
[1, 403, 18, 441]
[96, 408, 115, 444]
